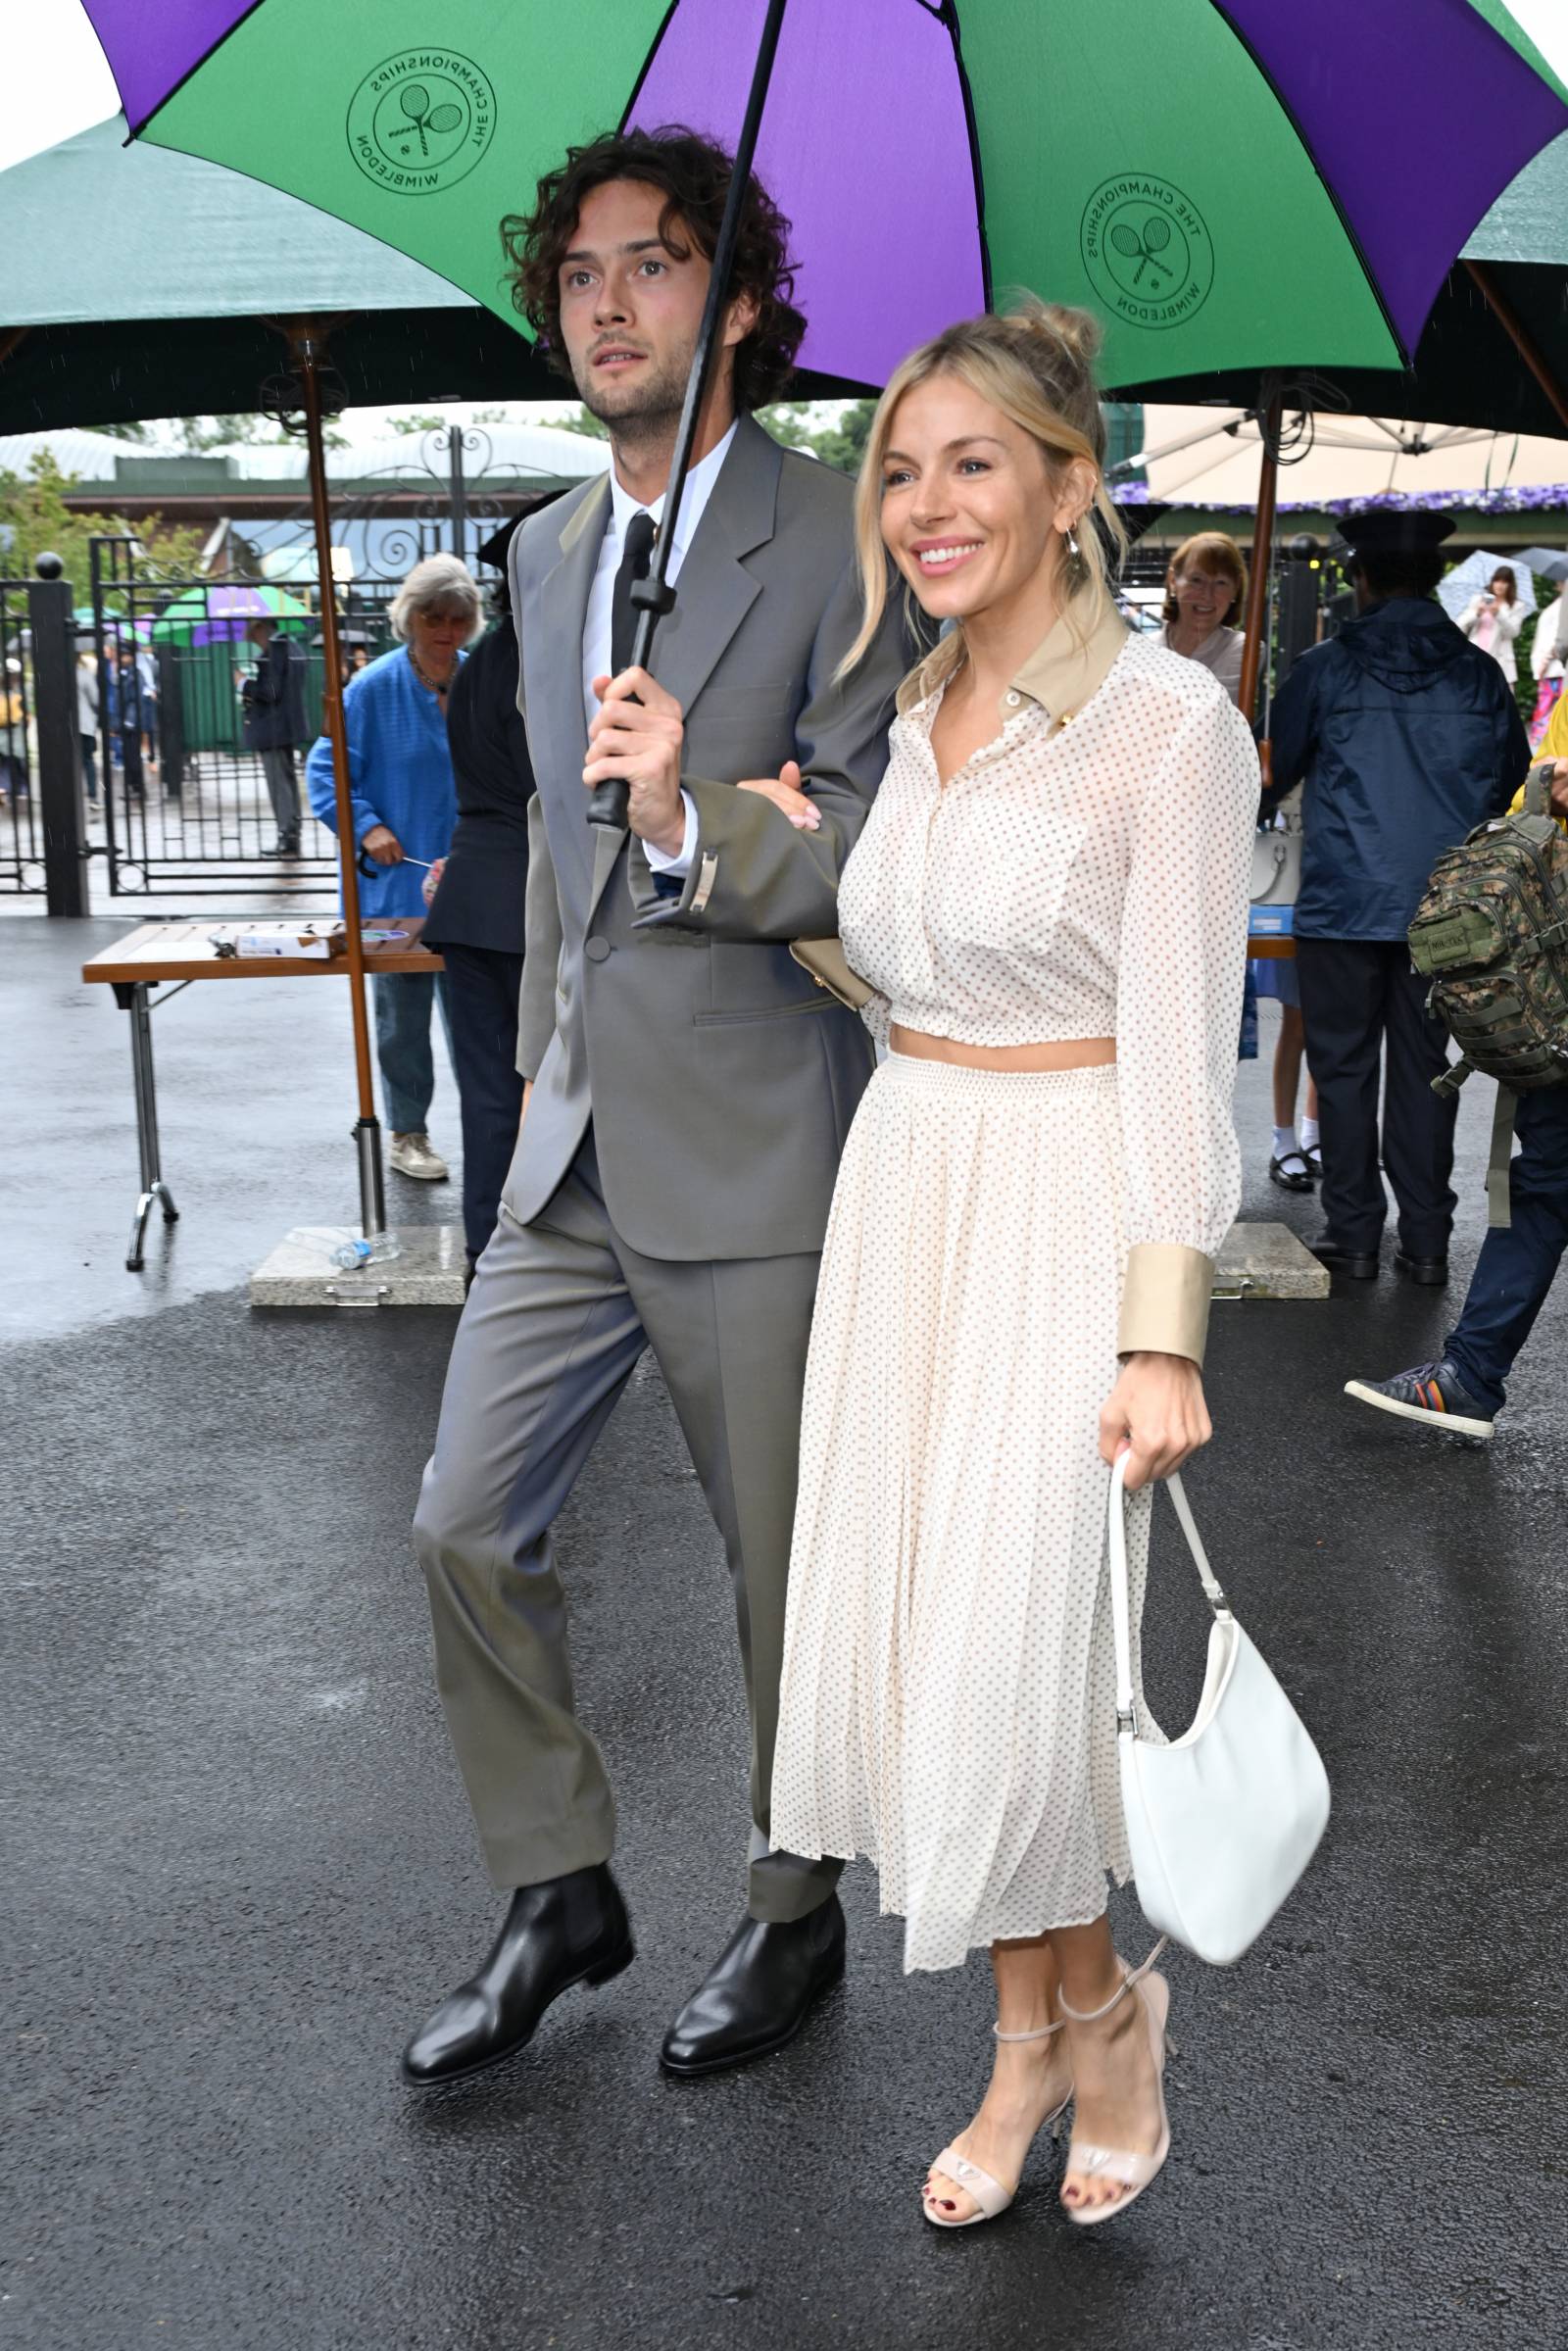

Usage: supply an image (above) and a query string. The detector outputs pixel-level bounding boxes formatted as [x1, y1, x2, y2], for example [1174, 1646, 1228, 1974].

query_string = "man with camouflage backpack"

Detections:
[1266, 510, 1531, 1286]
[1347, 706, 1568, 1438]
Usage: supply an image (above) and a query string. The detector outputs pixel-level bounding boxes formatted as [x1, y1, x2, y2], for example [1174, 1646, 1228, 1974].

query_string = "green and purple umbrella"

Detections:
[83, 0, 1567, 390]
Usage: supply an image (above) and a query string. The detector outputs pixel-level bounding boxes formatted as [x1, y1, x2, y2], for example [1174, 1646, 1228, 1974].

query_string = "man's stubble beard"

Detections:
[573, 334, 697, 462]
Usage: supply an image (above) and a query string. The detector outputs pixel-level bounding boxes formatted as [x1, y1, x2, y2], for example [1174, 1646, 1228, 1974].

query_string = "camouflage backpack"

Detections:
[1407, 768, 1568, 1225]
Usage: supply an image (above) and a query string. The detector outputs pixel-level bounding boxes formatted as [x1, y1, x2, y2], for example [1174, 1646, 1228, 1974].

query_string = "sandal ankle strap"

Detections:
[1056, 1937, 1168, 2027]
[992, 2016, 1065, 2043]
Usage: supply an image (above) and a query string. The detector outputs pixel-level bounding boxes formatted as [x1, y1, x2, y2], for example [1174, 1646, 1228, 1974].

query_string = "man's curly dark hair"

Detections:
[500, 125, 806, 414]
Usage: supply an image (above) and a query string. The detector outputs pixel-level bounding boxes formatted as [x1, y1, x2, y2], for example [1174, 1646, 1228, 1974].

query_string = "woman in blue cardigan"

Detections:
[308, 555, 477, 1181]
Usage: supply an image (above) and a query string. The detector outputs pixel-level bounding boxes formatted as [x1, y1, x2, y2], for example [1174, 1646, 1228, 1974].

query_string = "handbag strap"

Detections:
[1107, 1452, 1233, 1733]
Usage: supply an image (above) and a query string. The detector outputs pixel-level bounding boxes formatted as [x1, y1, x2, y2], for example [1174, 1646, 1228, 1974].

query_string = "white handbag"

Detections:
[1107, 1454, 1330, 1967]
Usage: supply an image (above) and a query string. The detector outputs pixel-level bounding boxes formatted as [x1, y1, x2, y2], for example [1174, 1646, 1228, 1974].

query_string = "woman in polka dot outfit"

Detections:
[768, 302, 1259, 2230]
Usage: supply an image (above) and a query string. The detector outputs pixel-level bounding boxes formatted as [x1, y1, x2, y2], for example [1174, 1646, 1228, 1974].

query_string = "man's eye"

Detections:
[638, 259, 667, 277]
[564, 270, 594, 291]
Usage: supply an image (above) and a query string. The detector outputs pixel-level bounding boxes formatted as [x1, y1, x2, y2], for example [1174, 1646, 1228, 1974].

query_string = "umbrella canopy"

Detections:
[0, 114, 866, 433]
[1436, 547, 1539, 618]
[149, 581, 313, 642]
[81, 0, 1567, 392]
[1516, 545, 1568, 581]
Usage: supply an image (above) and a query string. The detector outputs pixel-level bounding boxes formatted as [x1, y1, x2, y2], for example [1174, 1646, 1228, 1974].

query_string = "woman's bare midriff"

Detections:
[890, 1026, 1116, 1072]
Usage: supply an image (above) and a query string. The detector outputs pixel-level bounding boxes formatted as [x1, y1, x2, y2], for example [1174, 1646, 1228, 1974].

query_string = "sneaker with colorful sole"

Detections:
[1343, 1359, 1494, 1440]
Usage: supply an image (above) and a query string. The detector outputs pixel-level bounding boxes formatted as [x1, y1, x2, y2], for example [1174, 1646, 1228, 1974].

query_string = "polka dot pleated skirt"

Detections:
[771, 1053, 1157, 1974]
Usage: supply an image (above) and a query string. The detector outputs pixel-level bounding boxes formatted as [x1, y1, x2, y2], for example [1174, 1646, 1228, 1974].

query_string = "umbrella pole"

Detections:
[1464, 261, 1568, 437]
[285, 320, 386, 1239]
[1238, 389, 1282, 734]
[587, 0, 789, 827]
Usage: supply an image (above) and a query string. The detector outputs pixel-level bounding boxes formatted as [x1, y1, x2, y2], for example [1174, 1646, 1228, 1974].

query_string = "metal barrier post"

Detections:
[30, 555, 89, 917]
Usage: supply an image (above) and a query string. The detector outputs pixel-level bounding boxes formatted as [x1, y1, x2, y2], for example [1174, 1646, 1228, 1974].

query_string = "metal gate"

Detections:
[0, 576, 44, 893]
[88, 536, 409, 899]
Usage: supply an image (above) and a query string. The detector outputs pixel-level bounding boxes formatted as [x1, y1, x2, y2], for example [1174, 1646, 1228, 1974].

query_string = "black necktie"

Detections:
[610, 511, 658, 678]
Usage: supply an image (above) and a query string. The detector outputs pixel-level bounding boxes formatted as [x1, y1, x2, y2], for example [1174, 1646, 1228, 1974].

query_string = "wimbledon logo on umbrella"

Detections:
[347, 50, 496, 194]
[1080, 174, 1212, 332]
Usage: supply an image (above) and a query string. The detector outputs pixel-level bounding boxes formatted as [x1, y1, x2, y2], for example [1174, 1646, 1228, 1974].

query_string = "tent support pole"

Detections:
[587, 0, 789, 827]
[1238, 388, 1281, 735]
[283, 319, 386, 1239]
[1464, 261, 1568, 437]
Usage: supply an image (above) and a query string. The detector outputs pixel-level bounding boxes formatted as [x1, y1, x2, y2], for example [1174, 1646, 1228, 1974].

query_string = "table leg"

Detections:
[115, 980, 179, 1271]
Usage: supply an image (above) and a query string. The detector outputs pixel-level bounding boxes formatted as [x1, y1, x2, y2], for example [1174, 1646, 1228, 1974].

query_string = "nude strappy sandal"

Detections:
[921, 2017, 1073, 2230]
[1057, 1940, 1174, 2228]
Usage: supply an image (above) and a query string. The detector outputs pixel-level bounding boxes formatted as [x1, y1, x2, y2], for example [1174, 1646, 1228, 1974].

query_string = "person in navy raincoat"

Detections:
[1265, 509, 1530, 1286]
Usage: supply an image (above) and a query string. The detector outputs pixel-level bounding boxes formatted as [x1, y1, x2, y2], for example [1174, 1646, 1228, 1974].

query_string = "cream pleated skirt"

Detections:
[771, 1053, 1157, 1974]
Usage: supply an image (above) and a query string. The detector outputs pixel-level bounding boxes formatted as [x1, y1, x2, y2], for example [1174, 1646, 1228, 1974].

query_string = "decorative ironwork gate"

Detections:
[87, 536, 410, 899]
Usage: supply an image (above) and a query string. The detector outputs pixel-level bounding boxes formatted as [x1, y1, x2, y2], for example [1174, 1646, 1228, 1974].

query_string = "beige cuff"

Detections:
[1117, 1243, 1213, 1367]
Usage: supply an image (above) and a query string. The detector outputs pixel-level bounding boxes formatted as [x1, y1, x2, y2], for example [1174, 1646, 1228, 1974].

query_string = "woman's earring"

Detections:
[1063, 518, 1087, 586]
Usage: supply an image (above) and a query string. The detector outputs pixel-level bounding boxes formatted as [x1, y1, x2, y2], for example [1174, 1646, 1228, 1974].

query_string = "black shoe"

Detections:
[1344, 1358, 1494, 1440]
[1269, 1149, 1315, 1193]
[660, 1894, 846, 2078]
[266, 836, 300, 857]
[1309, 1236, 1380, 1279]
[1394, 1250, 1449, 1287]
[402, 1864, 633, 2086]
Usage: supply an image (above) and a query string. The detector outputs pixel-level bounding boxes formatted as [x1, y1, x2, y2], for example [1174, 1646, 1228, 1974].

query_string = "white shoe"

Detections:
[389, 1131, 449, 1181]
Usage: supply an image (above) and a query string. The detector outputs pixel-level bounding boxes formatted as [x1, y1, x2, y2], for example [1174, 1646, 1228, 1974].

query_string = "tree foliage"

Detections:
[0, 452, 206, 605]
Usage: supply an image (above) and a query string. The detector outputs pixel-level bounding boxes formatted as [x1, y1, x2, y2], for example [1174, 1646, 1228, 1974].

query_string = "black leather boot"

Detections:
[402, 1864, 633, 2086]
[660, 1893, 846, 2078]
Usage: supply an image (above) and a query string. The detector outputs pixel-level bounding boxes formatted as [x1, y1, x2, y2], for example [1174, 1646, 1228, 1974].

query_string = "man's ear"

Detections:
[721, 287, 760, 351]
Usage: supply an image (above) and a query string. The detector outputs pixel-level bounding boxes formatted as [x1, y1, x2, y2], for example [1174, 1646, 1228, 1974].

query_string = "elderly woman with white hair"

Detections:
[308, 553, 480, 1181]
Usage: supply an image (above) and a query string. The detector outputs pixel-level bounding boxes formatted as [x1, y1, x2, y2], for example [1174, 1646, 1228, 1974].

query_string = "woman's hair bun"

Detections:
[1004, 293, 1103, 369]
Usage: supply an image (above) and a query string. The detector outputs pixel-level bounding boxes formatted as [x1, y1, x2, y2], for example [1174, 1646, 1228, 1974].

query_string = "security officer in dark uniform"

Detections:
[1266, 510, 1530, 1284]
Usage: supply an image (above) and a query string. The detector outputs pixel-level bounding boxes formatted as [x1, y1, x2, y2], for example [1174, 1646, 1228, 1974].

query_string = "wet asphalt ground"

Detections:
[6, 915, 1565, 2349]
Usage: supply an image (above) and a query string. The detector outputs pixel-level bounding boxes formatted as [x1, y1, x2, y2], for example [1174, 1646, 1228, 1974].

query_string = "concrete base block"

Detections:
[248, 1219, 1323, 1311]
[1213, 1221, 1330, 1300]
[250, 1224, 466, 1308]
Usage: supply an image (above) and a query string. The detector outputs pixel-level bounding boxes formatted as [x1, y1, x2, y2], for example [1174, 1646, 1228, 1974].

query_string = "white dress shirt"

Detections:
[581, 419, 739, 875]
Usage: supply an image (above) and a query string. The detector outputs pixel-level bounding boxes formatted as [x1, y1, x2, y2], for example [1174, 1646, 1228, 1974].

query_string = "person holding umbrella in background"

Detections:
[306, 555, 476, 1183]
[1457, 563, 1528, 690]
[421, 500, 565, 1279]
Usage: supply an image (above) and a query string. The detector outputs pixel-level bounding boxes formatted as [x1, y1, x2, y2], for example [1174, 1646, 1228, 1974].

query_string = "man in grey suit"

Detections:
[403, 128, 907, 2086]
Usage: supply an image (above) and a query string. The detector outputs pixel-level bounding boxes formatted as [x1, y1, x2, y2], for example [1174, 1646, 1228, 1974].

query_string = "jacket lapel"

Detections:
[556, 422, 784, 927]
[647, 415, 779, 718]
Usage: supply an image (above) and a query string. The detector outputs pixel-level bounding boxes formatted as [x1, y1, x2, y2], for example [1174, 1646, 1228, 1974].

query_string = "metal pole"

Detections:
[284, 321, 387, 1238]
[29, 557, 90, 917]
[448, 425, 468, 568]
[587, 0, 790, 828]
[1464, 261, 1568, 437]
[1238, 388, 1282, 734]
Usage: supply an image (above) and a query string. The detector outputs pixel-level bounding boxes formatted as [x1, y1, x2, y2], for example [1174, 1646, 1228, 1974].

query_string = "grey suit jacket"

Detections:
[504, 415, 906, 1261]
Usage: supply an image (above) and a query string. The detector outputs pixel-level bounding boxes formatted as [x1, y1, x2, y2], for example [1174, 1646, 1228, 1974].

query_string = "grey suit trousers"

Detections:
[413, 1130, 842, 1923]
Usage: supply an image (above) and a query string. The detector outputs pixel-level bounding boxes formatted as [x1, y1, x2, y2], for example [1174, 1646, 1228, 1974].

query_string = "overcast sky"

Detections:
[5, 5, 119, 175]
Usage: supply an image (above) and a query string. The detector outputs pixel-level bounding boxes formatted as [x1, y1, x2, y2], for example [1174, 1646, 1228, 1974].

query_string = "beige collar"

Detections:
[1007, 594, 1129, 726]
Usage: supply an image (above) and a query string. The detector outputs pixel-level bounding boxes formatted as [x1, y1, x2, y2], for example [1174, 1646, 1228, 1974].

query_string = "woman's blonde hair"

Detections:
[839, 296, 1127, 705]
[388, 553, 483, 643]
[1162, 531, 1248, 629]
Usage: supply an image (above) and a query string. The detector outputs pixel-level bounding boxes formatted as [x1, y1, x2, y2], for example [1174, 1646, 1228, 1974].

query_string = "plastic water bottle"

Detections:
[328, 1230, 402, 1270]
